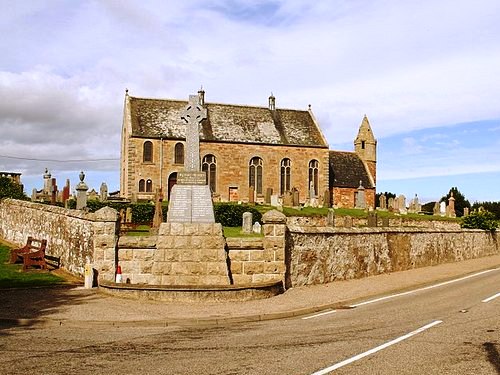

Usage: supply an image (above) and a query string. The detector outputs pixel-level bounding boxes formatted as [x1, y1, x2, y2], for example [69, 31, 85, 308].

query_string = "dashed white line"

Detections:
[350, 268, 498, 308]
[302, 310, 337, 320]
[310, 320, 443, 374]
[482, 292, 500, 303]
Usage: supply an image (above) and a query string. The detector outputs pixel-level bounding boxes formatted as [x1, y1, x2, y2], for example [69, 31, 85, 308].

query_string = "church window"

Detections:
[146, 179, 153, 193]
[308, 160, 319, 197]
[138, 179, 145, 192]
[280, 158, 291, 195]
[361, 140, 366, 149]
[202, 154, 217, 192]
[143, 141, 153, 163]
[174, 143, 184, 164]
[249, 157, 263, 195]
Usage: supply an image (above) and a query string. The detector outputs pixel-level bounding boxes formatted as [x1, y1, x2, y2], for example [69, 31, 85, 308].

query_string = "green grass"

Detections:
[125, 224, 152, 236]
[223, 227, 264, 238]
[0, 244, 66, 288]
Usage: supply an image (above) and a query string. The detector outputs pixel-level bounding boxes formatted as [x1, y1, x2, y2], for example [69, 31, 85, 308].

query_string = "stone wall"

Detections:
[0, 199, 118, 278]
[287, 226, 499, 287]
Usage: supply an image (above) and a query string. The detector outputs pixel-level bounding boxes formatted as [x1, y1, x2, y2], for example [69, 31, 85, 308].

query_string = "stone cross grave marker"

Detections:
[182, 95, 207, 172]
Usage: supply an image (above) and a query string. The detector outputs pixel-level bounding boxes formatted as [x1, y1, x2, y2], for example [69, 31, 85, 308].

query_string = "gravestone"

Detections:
[463, 207, 469, 216]
[125, 207, 133, 223]
[76, 171, 88, 210]
[388, 197, 395, 212]
[355, 181, 366, 209]
[270, 194, 279, 207]
[323, 189, 331, 208]
[265, 188, 272, 204]
[283, 191, 293, 207]
[292, 188, 300, 207]
[152, 188, 163, 230]
[242, 212, 253, 234]
[379, 194, 387, 210]
[99, 182, 108, 202]
[50, 178, 57, 205]
[252, 221, 261, 234]
[448, 192, 456, 218]
[167, 94, 215, 223]
[440, 201, 446, 216]
[398, 194, 407, 214]
[433, 202, 440, 216]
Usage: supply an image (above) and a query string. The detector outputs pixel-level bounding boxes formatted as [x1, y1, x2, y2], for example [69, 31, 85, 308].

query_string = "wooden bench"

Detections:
[9, 238, 59, 271]
[9, 236, 38, 263]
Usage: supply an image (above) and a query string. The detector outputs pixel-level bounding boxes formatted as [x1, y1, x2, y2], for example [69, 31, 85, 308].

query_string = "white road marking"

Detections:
[310, 320, 443, 374]
[350, 268, 498, 308]
[302, 310, 337, 320]
[482, 292, 500, 303]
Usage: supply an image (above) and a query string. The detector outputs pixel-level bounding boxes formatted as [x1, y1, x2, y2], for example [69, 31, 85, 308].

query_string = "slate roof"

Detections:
[329, 151, 374, 188]
[128, 96, 328, 147]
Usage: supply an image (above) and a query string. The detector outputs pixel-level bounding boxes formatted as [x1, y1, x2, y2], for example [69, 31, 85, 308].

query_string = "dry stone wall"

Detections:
[0, 199, 118, 278]
[287, 226, 499, 287]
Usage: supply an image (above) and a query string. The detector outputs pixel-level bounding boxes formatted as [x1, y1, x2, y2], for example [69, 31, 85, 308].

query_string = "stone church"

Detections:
[120, 89, 376, 208]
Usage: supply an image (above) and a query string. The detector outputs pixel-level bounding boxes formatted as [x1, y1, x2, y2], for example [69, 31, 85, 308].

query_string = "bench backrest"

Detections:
[30, 239, 47, 252]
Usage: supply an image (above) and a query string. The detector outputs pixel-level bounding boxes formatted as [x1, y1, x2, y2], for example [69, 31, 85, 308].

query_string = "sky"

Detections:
[1, 0, 500, 203]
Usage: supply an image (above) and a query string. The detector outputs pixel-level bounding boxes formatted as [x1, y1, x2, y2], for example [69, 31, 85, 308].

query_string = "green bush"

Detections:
[214, 203, 262, 227]
[461, 210, 498, 231]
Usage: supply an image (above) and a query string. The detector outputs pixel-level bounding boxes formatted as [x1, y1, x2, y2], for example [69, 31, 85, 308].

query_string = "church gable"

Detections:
[329, 151, 374, 189]
[128, 96, 328, 148]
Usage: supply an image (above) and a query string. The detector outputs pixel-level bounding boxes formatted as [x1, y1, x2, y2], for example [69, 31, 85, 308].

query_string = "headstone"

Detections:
[368, 212, 377, 227]
[327, 208, 335, 227]
[440, 201, 446, 216]
[433, 202, 440, 216]
[249, 186, 255, 204]
[292, 188, 300, 207]
[379, 194, 387, 210]
[242, 212, 253, 234]
[62, 179, 70, 205]
[270, 194, 279, 207]
[75, 171, 88, 210]
[398, 194, 407, 214]
[463, 207, 469, 216]
[265, 188, 272, 204]
[119, 209, 126, 224]
[252, 221, 261, 234]
[31, 188, 37, 202]
[50, 178, 57, 205]
[283, 191, 293, 207]
[448, 192, 456, 218]
[355, 181, 366, 209]
[388, 197, 395, 212]
[99, 182, 108, 202]
[167, 94, 215, 223]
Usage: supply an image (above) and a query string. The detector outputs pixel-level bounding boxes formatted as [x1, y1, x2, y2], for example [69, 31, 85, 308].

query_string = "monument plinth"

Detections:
[167, 94, 215, 223]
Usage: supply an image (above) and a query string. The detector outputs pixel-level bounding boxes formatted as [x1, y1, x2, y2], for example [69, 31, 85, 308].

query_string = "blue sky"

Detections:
[1, 0, 500, 203]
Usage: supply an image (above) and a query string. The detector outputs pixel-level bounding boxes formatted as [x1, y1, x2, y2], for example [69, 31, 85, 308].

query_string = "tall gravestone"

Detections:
[355, 181, 366, 209]
[76, 171, 88, 210]
[167, 94, 215, 223]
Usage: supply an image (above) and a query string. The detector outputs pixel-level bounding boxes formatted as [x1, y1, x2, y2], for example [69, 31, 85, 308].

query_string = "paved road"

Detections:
[1, 268, 498, 374]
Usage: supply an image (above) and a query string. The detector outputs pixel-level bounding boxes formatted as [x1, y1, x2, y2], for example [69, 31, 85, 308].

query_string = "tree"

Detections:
[461, 210, 498, 231]
[472, 201, 500, 220]
[0, 176, 27, 200]
[440, 187, 470, 217]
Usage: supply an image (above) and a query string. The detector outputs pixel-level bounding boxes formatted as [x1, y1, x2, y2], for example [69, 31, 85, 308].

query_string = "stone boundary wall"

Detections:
[287, 226, 499, 287]
[0, 199, 118, 278]
[287, 215, 460, 230]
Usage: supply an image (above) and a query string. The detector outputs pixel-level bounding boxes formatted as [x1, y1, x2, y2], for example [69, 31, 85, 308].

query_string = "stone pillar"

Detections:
[91, 206, 119, 283]
[448, 193, 456, 218]
[355, 182, 366, 209]
[75, 171, 89, 210]
[262, 210, 287, 287]
[368, 212, 377, 227]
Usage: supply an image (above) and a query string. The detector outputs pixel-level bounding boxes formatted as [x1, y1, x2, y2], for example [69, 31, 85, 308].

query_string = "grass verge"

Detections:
[0, 244, 66, 288]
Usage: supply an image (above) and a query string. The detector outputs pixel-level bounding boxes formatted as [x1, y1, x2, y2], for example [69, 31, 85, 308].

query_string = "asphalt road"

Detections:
[0, 269, 499, 374]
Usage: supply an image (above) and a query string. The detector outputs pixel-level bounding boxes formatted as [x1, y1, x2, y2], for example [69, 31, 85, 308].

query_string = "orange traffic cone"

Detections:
[115, 265, 122, 283]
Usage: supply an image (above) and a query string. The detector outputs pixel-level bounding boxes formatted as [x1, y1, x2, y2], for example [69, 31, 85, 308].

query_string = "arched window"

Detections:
[308, 159, 319, 197]
[138, 179, 145, 192]
[249, 157, 263, 194]
[280, 158, 291, 195]
[143, 141, 153, 163]
[146, 179, 153, 193]
[202, 154, 217, 192]
[174, 143, 184, 164]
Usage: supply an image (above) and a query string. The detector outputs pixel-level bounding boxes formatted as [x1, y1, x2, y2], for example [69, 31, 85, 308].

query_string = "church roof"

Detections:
[329, 151, 374, 188]
[127, 96, 328, 148]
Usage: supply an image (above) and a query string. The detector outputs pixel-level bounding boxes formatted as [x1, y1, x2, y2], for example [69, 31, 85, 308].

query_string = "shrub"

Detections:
[461, 210, 498, 231]
[214, 203, 262, 227]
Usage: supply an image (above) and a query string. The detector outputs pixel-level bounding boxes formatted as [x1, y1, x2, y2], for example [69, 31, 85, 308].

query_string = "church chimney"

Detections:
[198, 86, 205, 105]
[268, 92, 276, 110]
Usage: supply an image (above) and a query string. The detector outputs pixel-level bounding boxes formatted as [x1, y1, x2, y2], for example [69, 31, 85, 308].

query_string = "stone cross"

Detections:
[181, 95, 207, 172]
